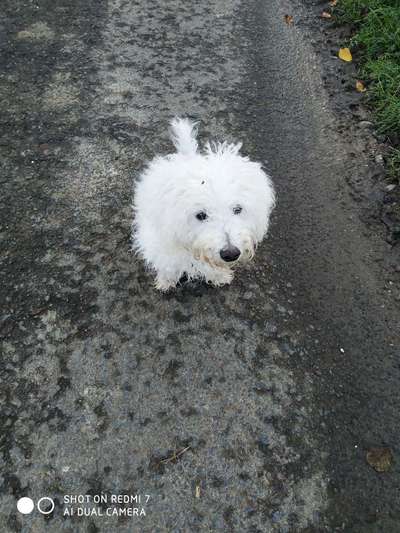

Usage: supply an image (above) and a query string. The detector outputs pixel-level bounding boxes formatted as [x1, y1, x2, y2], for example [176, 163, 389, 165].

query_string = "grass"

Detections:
[337, 0, 400, 181]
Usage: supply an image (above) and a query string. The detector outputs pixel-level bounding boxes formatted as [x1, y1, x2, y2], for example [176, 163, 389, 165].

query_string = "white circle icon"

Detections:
[37, 497, 55, 515]
[17, 497, 34, 514]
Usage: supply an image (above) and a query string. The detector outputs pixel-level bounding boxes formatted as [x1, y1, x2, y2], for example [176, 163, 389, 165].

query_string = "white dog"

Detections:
[132, 118, 275, 291]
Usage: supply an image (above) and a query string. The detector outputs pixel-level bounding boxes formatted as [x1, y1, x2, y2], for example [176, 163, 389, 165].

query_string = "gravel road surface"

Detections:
[1, 0, 399, 531]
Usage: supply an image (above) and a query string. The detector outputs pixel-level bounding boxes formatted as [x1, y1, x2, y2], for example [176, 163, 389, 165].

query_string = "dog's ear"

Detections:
[170, 117, 199, 155]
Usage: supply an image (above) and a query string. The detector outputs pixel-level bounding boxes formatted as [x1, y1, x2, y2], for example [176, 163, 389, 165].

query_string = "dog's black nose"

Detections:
[220, 246, 241, 262]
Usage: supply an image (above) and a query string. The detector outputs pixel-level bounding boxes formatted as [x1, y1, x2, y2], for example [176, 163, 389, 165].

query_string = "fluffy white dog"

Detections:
[132, 118, 275, 291]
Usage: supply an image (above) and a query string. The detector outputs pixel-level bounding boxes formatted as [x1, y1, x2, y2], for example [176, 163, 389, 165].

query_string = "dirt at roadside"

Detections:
[296, 1, 400, 274]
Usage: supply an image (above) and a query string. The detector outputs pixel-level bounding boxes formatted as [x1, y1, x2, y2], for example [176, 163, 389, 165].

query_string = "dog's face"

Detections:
[189, 200, 256, 268]
[163, 149, 275, 269]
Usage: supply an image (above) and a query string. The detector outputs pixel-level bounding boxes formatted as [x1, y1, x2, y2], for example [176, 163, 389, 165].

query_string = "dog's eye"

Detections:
[196, 211, 208, 221]
[233, 205, 242, 215]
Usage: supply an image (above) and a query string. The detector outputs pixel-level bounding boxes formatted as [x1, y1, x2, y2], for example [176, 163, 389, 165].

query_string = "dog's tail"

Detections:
[170, 117, 198, 155]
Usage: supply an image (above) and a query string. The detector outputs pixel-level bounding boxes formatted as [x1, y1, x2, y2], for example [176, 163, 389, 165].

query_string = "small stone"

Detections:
[281, 342, 295, 355]
[257, 435, 270, 454]
[254, 382, 271, 395]
[359, 120, 373, 129]
[272, 510, 284, 523]
[386, 184, 396, 192]
[373, 133, 386, 143]
[375, 154, 384, 164]
[11, 398, 22, 408]
[265, 323, 277, 335]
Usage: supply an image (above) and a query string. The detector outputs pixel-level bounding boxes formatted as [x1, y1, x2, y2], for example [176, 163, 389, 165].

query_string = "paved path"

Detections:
[1, 0, 399, 531]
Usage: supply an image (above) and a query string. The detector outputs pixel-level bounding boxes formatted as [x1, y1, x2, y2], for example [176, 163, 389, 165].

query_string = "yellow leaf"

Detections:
[356, 80, 366, 92]
[338, 47, 352, 62]
[366, 447, 393, 472]
[284, 14, 294, 25]
[321, 11, 332, 18]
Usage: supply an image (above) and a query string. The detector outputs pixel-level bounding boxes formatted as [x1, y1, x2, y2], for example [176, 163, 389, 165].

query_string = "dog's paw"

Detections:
[154, 276, 175, 292]
[207, 269, 233, 287]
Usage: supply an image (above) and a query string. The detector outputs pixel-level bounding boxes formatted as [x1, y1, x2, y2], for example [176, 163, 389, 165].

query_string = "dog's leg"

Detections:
[153, 255, 187, 291]
[154, 274, 176, 292]
[206, 268, 234, 287]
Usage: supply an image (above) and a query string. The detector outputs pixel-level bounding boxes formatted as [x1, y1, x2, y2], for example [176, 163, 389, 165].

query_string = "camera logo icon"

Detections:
[17, 498, 34, 515]
[17, 497, 55, 515]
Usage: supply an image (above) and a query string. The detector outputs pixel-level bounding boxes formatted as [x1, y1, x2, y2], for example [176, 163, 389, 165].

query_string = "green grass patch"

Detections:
[338, 0, 399, 23]
[337, 0, 400, 181]
[387, 147, 400, 181]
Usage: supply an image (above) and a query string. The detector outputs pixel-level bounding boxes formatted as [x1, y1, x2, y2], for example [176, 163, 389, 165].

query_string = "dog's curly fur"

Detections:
[132, 118, 275, 291]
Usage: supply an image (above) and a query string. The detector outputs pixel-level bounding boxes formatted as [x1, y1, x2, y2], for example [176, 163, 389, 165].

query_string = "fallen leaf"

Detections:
[338, 47, 352, 62]
[366, 447, 393, 472]
[356, 80, 367, 92]
[38, 143, 51, 154]
[321, 11, 332, 19]
[31, 307, 48, 316]
[330, 0, 338, 6]
[195, 486, 201, 498]
[284, 14, 294, 25]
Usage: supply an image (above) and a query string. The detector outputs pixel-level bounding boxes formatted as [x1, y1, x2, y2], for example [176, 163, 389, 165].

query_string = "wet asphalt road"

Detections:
[1, 0, 400, 531]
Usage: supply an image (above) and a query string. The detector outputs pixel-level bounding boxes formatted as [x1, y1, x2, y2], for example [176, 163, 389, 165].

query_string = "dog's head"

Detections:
[160, 142, 275, 269]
